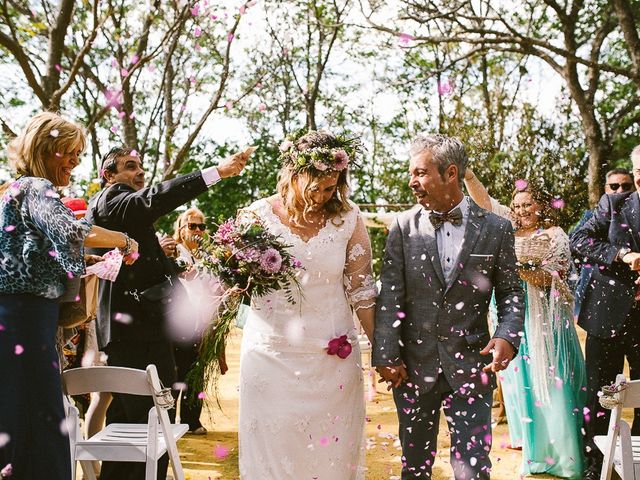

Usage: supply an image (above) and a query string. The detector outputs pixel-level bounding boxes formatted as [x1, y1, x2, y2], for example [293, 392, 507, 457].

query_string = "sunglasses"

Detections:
[607, 182, 634, 192]
[184, 223, 206, 231]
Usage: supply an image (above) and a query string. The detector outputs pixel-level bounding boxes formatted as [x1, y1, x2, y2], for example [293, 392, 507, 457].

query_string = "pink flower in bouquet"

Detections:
[236, 247, 261, 262]
[333, 149, 349, 171]
[327, 335, 352, 359]
[259, 248, 282, 273]
[215, 219, 235, 244]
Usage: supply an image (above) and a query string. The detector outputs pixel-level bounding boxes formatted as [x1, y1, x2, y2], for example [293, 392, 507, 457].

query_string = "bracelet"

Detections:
[122, 233, 133, 256]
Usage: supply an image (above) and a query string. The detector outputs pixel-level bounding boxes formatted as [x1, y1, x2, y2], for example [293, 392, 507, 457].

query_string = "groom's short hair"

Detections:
[410, 133, 468, 187]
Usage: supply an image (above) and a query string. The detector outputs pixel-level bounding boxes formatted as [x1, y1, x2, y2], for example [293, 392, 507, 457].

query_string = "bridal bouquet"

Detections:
[186, 211, 302, 403]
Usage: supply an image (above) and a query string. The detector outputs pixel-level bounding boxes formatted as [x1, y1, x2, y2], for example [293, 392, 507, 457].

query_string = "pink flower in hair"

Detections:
[333, 149, 349, 171]
[279, 140, 294, 153]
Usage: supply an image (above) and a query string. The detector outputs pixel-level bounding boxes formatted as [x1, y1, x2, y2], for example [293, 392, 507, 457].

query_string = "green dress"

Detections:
[499, 226, 586, 479]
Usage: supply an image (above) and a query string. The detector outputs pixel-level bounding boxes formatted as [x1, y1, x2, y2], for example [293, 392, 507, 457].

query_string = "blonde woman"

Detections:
[0, 112, 138, 480]
[238, 131, 377, 479]
[170, 207, 226, 434]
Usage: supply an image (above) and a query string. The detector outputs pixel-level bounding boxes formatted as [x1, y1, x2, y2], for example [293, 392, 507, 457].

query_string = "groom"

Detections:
[373, 133, 524, 479]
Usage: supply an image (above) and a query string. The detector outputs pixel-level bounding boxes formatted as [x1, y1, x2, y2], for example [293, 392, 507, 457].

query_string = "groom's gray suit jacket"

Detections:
[372, 200, 524, 395]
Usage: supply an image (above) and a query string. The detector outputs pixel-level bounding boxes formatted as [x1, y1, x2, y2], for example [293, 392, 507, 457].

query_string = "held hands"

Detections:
[376, 364, 408, 390]
[216, 146, 257, 178]
[622, 252, 640, 271]
[481, 337, 515, 373]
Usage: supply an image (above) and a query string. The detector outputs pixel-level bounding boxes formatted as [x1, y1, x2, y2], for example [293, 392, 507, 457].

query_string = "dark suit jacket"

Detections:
[570, 192, 640, 338]
[85, 171, 208, 348]
[372, 200, 525, 395]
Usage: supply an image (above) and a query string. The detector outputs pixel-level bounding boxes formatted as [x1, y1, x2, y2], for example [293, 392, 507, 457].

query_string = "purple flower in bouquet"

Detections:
[333, 149, 349, 171]
[292, 258, 303, 269]
[259, 248, 283, 273]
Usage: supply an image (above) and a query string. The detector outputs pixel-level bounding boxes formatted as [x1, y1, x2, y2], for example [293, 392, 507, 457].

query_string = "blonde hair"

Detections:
[7, 112, 86, 182]
[276, 165, 351, 226]
[173, 207, 206, 244]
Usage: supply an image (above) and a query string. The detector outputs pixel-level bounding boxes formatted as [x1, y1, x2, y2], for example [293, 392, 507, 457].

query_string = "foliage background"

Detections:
[2, 0, 639, 271]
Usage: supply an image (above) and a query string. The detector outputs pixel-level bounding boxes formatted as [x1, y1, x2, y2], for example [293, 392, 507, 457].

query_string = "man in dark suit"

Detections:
[373, 133, 525, 479]
[571, 167, 634, 318]
[86, 145, 252, 480]
[570, 145, 640, 480]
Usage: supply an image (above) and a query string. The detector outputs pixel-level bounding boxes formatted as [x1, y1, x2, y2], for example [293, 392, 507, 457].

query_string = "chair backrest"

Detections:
[615, 374, 640, 409]
[62, 365, 153, 396]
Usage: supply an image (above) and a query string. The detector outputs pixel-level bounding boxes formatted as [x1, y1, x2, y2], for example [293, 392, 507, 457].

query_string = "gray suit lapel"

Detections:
[417, 209, 446, 287]
[445, 200, 486, 291]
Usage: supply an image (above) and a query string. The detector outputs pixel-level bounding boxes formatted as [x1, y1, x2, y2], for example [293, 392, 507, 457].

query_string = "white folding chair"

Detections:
[595, 374, 640, 479]
[62, 364, 189, 480]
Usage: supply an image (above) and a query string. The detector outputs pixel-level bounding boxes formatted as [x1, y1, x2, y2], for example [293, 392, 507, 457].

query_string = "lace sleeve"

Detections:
[540, 226, 571, 276]
[343, 212, 377, 311]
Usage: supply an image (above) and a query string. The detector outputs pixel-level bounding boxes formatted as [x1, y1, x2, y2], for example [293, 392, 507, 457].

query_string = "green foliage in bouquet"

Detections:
[186, 211, 303, 407]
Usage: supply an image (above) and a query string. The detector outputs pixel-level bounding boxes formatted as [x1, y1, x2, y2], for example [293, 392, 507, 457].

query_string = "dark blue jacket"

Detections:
[570, 192, 640, 338]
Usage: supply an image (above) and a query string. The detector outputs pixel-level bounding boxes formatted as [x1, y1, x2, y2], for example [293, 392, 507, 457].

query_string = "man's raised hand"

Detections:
[216, 146, 257, 178]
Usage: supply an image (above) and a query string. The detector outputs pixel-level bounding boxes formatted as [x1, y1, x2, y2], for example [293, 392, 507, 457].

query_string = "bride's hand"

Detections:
[376, 364, 408, 389]
[216, 146, 256, 178]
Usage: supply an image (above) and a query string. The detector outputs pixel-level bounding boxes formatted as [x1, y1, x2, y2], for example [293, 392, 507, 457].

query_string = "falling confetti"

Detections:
[214, 444, 229, 459]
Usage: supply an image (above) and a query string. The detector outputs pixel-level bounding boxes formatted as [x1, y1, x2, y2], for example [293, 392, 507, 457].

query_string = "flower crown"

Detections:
[278, 130, 362, 174]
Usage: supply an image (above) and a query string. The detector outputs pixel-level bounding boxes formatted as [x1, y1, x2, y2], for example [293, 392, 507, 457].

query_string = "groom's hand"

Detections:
[480, 338, 515, 373]
[376, 364, 408, 389]
[216, 146, 256, 178]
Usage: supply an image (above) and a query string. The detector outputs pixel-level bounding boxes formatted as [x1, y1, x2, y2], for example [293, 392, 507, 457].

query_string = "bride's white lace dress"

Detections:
[238, 198, 377, 479]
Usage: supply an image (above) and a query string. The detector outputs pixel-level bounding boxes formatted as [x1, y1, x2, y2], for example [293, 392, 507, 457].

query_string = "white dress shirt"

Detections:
[427, 196, 470, 284]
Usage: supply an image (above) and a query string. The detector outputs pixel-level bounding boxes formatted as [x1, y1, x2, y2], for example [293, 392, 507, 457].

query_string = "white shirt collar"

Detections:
[422, 196, 469, 216]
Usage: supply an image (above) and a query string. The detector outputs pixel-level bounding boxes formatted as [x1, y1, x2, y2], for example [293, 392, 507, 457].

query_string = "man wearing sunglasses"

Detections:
[86, 144, 254, 480]
[571, 149, 640, 480]
[572, 168, 635, 315]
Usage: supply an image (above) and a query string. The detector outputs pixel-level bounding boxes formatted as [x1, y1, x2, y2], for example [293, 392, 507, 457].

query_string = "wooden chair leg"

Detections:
[79, 460, 98, 480]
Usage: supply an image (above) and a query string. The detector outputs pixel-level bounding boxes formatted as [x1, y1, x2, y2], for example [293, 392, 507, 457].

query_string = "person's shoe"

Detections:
[189, 426, 207, 435]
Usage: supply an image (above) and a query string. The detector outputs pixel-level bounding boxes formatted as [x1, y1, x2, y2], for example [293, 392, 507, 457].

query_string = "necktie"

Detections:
[429, 207, 463, 230]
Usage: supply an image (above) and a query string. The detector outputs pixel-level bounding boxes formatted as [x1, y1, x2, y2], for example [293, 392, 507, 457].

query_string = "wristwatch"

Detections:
[618, 247, 632, 262]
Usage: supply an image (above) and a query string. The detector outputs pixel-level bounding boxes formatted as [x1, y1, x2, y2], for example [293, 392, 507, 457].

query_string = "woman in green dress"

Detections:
[465, 170, 586, 479]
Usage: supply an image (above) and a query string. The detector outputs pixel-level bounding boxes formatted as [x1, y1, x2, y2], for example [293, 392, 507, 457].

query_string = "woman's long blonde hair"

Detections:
[173, 207, 206, 245]
[277, 132, 352, 226]
[6, 112, 86, 181]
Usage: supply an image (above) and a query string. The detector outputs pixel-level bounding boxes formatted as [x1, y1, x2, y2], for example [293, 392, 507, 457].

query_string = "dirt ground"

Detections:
[176, 329, 559, 480]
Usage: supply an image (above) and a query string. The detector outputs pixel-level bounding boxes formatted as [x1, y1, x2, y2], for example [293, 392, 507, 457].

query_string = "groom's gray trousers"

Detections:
[393, 374, 492, 480]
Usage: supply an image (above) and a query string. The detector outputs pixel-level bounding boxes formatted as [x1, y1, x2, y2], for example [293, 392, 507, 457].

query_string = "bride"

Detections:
[238, 130, 377, 479]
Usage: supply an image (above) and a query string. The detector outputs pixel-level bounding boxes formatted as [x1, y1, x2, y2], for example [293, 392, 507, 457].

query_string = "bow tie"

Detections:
[429, 208, 463, 230]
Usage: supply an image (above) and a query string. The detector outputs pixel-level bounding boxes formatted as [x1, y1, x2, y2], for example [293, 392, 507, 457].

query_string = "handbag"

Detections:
[58, 275, 99, 328]
[140, 278, 175, 302]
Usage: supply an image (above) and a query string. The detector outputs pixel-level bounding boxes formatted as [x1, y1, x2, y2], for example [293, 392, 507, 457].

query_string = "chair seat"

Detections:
[75, 423, 189, 462]
[595, 434, 640, 478]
